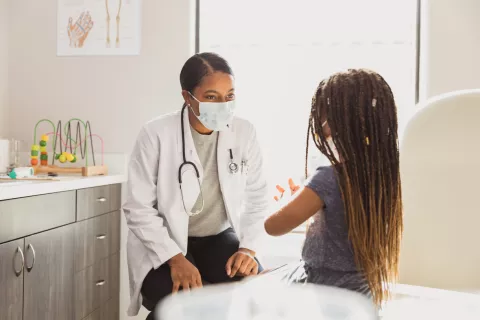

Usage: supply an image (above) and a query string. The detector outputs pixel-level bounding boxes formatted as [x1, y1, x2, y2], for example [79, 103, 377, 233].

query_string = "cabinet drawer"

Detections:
[0, 191, 76, 244]
[77, 184, 121, 221]
[81, 297, 119, 320]
[74, 252, 119, 320]
[75, 211, 120, 272]
[74, 211, 120, 272]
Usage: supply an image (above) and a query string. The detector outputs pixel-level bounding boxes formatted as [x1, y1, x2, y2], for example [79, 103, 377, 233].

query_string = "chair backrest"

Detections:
[398, 89, 480, 290]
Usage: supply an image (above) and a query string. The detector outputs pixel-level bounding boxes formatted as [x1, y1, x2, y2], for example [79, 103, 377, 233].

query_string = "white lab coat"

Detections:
[123, 110, 270, 316]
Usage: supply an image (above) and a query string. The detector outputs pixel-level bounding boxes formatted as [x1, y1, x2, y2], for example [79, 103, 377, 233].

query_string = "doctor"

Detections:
[123, 52, 270, 318]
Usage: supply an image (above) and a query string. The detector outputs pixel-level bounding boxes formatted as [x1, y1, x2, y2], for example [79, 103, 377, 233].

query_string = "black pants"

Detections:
[141, 228, 263, 320]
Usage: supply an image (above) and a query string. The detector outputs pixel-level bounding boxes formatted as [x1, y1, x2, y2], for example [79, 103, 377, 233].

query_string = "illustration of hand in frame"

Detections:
[67, 11, 94, 48]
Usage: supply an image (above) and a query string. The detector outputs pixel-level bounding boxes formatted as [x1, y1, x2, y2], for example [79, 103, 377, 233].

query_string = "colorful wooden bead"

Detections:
[30, 155, 38, 160]
[71, 155, 77, 163]
[66, 153, 74, 162]
[31, 145, 40, 151]
[31, 150, 39, 157]
[40, 154, 48, 161]
[40, 160, 48, 166]
[31, 158, 38, 166]
[41, 135, 49, 142]
[59, 154, 67, 163]
[40, 140, 47, 147]
[40, 146, 47, 153]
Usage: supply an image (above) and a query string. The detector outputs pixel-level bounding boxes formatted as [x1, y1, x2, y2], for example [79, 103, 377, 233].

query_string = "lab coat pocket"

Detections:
[238, 159, 249, 189]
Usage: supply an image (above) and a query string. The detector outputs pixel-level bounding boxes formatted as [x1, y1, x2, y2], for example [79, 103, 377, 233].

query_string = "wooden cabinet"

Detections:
[0, 239, 24, 320]
[0, 184, 122, 320]
[23, 224, 75, 320]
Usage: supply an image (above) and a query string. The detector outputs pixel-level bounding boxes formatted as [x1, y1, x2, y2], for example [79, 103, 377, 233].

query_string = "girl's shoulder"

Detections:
[305, 166, 339, 205]
[307, 166, 336, 183]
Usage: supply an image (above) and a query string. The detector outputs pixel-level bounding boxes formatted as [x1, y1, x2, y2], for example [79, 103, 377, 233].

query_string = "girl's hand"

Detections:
[274, 178, 301, 202]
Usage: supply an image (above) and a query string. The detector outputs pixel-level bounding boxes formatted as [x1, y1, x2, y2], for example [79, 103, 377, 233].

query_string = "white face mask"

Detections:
[188, 92, 236, 131]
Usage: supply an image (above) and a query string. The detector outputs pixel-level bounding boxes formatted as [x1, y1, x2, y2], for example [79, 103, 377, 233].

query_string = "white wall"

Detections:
[419, 0, 480, 100]
[7, 0, 195, 153]
[0, 0, 8, 137]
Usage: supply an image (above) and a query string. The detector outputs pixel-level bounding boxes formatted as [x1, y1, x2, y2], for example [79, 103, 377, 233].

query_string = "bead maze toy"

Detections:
[31, 118, 107, 176]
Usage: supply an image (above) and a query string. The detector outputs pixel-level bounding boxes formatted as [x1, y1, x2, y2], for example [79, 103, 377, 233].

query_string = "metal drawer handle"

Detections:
[26, 244, 36, 272]
[96, 197, 107, 202]
[96, 280, 106, 286]
[13, 247, 25, 277]
[96, 234, 107, 240]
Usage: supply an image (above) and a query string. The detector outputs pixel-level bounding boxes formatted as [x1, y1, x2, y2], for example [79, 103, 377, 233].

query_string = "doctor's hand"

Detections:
[168, 254, 202, 293]
[226, 248, 258, 278]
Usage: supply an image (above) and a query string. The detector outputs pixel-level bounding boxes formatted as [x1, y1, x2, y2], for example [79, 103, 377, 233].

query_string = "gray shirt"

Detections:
[188, 128, 230, 237]
[302, 166, 370, 296]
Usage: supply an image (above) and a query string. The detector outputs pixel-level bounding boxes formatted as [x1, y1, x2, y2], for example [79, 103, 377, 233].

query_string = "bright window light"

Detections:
[200, 0, 418, 186]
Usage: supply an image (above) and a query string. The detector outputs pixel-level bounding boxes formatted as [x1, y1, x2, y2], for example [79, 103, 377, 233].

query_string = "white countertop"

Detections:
[0, 174, 127, 201]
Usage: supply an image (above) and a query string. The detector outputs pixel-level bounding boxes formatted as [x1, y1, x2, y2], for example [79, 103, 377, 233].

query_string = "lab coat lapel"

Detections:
[217, 124, 235, 220]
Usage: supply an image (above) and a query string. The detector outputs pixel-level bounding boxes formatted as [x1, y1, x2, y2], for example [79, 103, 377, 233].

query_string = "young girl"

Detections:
[264, 69, 403, 306]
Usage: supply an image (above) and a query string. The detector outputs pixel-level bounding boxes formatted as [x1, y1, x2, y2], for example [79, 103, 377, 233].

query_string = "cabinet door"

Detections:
[23, 224, 75, 320]
[0, 239, 24, 320]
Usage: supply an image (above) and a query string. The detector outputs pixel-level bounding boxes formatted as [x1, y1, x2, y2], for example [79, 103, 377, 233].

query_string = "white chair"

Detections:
[398, 89, 480, 291]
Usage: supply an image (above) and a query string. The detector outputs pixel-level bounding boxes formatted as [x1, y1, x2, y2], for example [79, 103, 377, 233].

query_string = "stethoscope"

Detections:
[178, 104, 238, 216]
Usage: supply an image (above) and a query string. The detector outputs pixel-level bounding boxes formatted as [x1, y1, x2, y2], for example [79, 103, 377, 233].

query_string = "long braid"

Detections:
[305, 69, 403, 306]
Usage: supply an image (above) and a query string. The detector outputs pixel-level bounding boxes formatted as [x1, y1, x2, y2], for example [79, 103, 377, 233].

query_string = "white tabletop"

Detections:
[381, 284, 480, 319]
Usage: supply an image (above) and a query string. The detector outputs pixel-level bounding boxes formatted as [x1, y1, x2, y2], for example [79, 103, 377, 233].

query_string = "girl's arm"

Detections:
[264, 187, 324, 236]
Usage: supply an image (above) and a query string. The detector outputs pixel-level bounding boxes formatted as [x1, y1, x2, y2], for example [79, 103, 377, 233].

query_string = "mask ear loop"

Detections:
[188, 92, 202, 117]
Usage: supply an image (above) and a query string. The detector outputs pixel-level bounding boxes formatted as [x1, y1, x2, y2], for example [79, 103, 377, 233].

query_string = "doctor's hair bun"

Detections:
[180, 52, 234, 92]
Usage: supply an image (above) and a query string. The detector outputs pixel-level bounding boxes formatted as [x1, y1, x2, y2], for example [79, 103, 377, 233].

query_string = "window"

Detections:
[199, 0, 418, 187]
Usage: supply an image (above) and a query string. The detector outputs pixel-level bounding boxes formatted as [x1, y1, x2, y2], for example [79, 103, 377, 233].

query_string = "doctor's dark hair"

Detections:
[305, 69, 403, 306]
[180, 52, 234, 93]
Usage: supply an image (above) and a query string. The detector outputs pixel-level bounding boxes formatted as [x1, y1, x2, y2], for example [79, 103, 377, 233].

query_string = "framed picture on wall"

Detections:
[57, 0, 142, 56]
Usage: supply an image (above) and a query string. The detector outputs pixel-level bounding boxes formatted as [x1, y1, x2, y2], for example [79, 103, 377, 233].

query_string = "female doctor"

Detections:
[123, 53, 270, 318]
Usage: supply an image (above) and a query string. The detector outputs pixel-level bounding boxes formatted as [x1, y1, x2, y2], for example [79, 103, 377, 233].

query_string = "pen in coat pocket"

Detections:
[241, 160, 247, 174]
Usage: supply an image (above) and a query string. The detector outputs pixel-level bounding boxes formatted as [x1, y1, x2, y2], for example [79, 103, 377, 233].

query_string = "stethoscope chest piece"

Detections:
[227, 149, 238, 174]
[228, 161, 239, 174]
